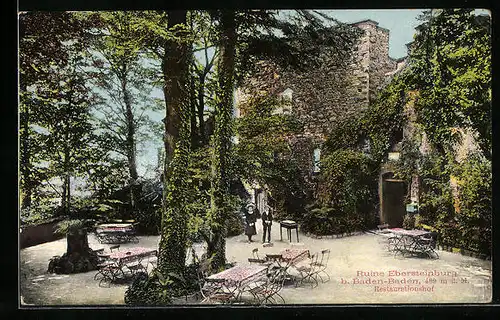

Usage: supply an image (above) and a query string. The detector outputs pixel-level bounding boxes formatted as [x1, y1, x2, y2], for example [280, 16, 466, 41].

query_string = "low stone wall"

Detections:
[437, 245, 491, 261]
[304, 230, 366, 239]
[20, 219, 65, 249]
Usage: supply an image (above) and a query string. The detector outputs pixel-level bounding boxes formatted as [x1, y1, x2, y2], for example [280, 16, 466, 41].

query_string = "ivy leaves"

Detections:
[409, 9, 491, 158]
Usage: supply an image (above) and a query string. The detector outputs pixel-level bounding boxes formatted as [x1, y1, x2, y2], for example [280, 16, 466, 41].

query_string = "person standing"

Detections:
[244, 202, 257, 242]
[261, 204, 273, 243]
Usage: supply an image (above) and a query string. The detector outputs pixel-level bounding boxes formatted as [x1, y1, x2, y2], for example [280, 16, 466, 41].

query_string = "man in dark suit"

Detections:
[261, 204, 273, 243]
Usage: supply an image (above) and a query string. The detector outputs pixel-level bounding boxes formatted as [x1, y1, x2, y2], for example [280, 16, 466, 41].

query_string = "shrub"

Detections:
[318, 150, 378, 211]
[453, 156, 491, 254]
[301, 204, 373, 236]
[301, 149, 378, 235]
[226, 206, 244, 237]
[124, 271, 169, 306]
[418, 154, 491, 256]
[419, 179, 455, 227]
[20, 196, 61, 226]
[402, 214, 416, 230]
[134, 205, 162, 235]
[124, 265, 200, 306]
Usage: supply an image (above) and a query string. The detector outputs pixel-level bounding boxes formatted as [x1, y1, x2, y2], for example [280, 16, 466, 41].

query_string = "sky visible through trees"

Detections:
[139, 8, 492, 177]
[22, 8, 491, 198]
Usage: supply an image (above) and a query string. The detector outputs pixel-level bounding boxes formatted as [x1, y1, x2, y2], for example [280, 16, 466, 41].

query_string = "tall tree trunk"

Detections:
[66, 229, 90, 255]
[158, 10, 191, 276]
[189, 59, 199, 148]
[20, 88, 32, 209]
[61, 175, 67, 215]
[19, 20, 33, 210]
[62, 144, 71, 216]
[208, 10, 236, 271]
[66, 174, 71, 215]
[121, 69, 139, 212]
[198, 73, 206, 144]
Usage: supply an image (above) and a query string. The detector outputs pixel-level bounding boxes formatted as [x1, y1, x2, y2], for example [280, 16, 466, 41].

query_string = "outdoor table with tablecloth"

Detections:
[387, 228, 437, 258]
[265, 248, 310, 282]
[266, 248, 310, 265]
[206, 264, 268, 301]
[109, 247, 157, 264]
[95, 223, 138, 244]
[98, 223, 134, 229]
[110, 247, 157, 277]
[95, 247, 157, 285]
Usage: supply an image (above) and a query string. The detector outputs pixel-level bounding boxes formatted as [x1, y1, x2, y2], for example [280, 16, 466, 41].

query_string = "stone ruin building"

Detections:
[235, 19, 407, 216]
[236, 19, 406, 170]
[235, 19, 482, 226]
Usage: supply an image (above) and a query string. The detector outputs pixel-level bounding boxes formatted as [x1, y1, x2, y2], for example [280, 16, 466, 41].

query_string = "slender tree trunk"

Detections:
[66, 174, 71, 215]
[20, 90, 32, 209]
[121, 68, 139, 212]
[61, 175, 67, 214]
[158, 10, 191, 276]
[62, 143, 72, 216]
[198, 73, 206, 144]
[19, 22, 32, 210]
[190, 59, 199, 148]
[208, 10, 236, 271]
[60, 174, 71, 216]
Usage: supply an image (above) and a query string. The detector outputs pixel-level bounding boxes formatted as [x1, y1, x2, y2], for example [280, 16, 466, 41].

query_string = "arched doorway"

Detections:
[380, 172, 406, 227]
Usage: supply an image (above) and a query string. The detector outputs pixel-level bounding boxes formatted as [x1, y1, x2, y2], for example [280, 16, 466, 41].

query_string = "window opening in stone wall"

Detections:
[277, 88, 293, 115]
[313, 148, 321, 173]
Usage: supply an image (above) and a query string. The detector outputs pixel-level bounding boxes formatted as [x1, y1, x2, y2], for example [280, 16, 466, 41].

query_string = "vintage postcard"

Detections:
[19, 9, 492, 306]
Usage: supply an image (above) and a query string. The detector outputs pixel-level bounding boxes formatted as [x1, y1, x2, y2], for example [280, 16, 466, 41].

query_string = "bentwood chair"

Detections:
[314, 249, 331, 282]
[94, 260, 125, 287]
[249, 266, 286, 305]
[196, 262, 235, 304]
[295, 253, 321, 288]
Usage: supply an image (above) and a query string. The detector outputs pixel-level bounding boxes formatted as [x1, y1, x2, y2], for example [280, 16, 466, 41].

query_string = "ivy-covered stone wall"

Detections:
[236, 19, 403, 174]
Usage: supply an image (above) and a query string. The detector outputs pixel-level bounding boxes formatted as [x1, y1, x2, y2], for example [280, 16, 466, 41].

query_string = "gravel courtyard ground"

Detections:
[20, 220, 492, 306]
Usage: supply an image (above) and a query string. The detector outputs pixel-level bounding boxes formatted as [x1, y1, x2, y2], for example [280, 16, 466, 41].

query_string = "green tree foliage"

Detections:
[361, 74, 409, 163]
[452, 155, 491, 254]
[408, 9, 491, 158]
[390, 9, 492, 255]
[236, 10, 362, 82]
[82, 11, 163, 214]
[304, 150, 378, 235]
[189, 11, 219, 147]
[36, 55, 98, 217]
[19, 12, 90, 211]
[19, 12, 100, 218]
[234, 95, 306, 219]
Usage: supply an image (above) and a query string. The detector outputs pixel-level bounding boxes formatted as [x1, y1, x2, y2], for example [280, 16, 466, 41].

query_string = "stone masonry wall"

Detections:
[355, 21, 399, 103]
[236, 19, 403, 174]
